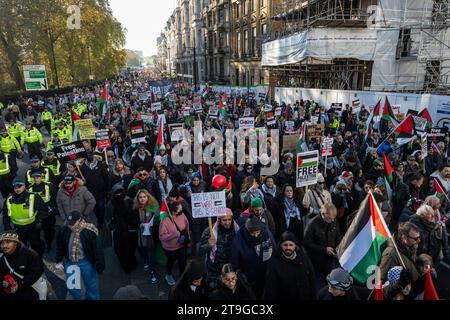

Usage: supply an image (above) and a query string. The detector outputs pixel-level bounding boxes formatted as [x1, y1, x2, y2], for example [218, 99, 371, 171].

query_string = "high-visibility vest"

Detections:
[0, 155, 10, 175]
[26, 168, 50, 185]
[7, 123, 23, 139]
[22, 128, 42, 144]
[0, 135, 20, 153]
[42, 159, 61, 176]
[330, 118, 341, 129]
[29, 184, 50, 203]
[42, 111, 53, 121]
[6, 194, 36, 226]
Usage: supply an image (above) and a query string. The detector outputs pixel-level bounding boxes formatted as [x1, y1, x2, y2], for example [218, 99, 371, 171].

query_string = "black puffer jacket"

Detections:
[303, 215, 341, 273]
[80, 161, 110, 198]
[208, 274, 256, 300]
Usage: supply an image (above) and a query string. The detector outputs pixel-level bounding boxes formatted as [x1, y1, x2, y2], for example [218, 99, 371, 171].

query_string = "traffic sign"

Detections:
[23, 65, 48, 91]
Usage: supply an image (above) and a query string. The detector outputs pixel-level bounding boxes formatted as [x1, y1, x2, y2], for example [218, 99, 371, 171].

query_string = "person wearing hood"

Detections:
[260, 176, 280, 213]
[169, 259, 207, 300]
[80, 152, 109, 228]
[275, 162, 296, 188]
[130, 144, 153, 172]
[302, 173, 332, 225]
[331, 178, 355, 234]
[56, 175, 96, 223]
[198, 209, 240, 289]
[127, 167, 157, 199]
[111, 158, 133, 188]
[264, 231, 316, 300]
[230, 214, 276, 298]
[106, 184, 138, 274]
[208, 263, 256, 300]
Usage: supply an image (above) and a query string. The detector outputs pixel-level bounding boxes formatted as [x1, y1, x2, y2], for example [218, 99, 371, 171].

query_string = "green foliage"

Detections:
[0, 0, 126, 91]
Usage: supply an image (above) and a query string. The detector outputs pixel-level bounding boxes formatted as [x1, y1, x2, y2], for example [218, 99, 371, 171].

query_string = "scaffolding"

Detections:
[266, 0, 450, 94]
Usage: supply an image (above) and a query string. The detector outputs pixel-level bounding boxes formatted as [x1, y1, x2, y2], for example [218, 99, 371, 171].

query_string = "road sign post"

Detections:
[23, 65, 48, 91]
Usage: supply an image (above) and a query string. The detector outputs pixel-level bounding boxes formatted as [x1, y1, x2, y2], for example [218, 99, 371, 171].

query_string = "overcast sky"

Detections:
[109, 0, 177, 56]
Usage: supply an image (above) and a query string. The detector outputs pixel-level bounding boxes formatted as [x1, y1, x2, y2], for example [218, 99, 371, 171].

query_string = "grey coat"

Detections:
[56, 185, 96, 220]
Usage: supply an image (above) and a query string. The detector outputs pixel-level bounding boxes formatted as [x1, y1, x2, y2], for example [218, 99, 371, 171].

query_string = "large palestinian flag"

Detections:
[381, 97, 400, 128]
[364, 99, 382, 142]
[337, 192, 392, 284]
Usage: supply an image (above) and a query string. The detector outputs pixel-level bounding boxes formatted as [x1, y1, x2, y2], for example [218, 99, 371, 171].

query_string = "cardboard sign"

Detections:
[139, 93, 149, 101]
[296, 151, 319, 188]
[75, 119, 96, 140]
[209, 106, 219, 119]
[151, 102, 162, 111]
[191, 191, 227, 218]
[96, 129, 111, 149]
[282, 134, 300, 153]
[238, 117, 255, 129]
[307, 124, 325, 139]
[53, 141, 87, 164]
[130, 120, 146, 144]
[321, 137, 334, 156]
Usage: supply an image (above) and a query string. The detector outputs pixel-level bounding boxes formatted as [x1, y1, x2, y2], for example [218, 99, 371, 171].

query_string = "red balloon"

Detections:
[212, 175, 227, 189]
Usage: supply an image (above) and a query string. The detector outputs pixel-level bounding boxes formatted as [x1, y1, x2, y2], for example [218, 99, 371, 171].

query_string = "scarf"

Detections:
[70, 220, 98, 262]
[261, 184, 277, 198]
[158, 177, 173, 199]
[284, 197, 300, 228]
[210, 220, 240, 263]
[64, 180, 79, 197]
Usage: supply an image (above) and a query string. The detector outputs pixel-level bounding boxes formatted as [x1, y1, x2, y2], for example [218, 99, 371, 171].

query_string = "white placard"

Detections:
[151, 102, 162, 111]
[275, 107, 282, 117]
[239, 117, 255, 129]
[191, 192, 227, 218]
[321, 137, 334, 156]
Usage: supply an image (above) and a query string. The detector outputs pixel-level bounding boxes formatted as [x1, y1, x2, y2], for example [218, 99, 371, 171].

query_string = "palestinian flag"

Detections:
[96, 83, 113, 118]
[154, 119, 165, 153]
[414, 269, 439, 300]
[392, 114, 415, 146]
[159, 200, 170, 222]
[364, 99, 382, 142]
[297, 122, 309, 153]
[434, 178, 446, 199]
[381, 97, 400, 126]
[337, 192, 392, 284]
[383, 154, 393, 183]
[419, 108, 433, 128]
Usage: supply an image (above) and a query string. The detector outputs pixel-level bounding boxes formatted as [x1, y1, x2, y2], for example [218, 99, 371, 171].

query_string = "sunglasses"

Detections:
[138, 173, 148, 177]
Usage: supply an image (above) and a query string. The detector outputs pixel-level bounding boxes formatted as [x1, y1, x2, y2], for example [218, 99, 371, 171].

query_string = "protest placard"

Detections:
[53, 141, 87, 164]
[264, 104, 273, 112]
[191, 192, 227, 218]
[310, 116, 319, 124]
[321, 137, 334, 156]
[238, 117, 255, 129]
[275, 107, 282, 117]
[139, 93, 149, 101]
[75, 119, 96, 140]
[282, 134, 300, 153]
[209, 106, 219, 119]
[130, 120, 146, 144]
[307, 124, 325, 140]
[296, 151, 319, 188]
[331, 103, 343, 114]
[151, 102, 162, 112]
[284, 121, 295, 134]
[141, 113, 153, 124]
[96, 129, 111, 149]
[427, 127, 448, 143]
[413, 116, 427, 132]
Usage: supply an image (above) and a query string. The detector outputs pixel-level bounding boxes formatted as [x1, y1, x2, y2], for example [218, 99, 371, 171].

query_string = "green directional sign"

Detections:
[29, 70, 47, 78]
[25, 81, 43, 90]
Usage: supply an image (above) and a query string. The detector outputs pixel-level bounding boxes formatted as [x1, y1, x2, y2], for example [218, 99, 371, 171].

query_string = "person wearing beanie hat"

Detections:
[198, 208, 239, 289]
[318, 268, 360, 300]
[264, 231, 316, 300]
[230, 213, 277, 298]
[0, 230, 45, 301]
[239, 194, 276, 236]
[169, 259, 207, 300]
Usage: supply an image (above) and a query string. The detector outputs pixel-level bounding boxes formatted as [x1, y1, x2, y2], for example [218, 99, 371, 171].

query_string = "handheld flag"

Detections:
[418, 108, 433, 128]
[364, 99, 382, 142]
[434, 178, 446, 199]
[337, 192, 392, 284]
[392, 114, 415, 146]
[297, 122, 309, 153]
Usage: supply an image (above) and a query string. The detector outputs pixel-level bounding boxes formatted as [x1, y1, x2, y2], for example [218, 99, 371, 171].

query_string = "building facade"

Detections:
[230, 0, 270, 86]
[202, 0, 232, 84]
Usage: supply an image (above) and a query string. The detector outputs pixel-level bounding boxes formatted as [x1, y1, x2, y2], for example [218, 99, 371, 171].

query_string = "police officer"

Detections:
[2, 177, 48, 257]
[0, 151, 16, 198]
[54, 122, 72, 143]
[28, 172, 56, 251]
[46, 133, 61, 152]
[41, 150, 61, 184]
[41, 108, 53, 134]
[0, 127, 23, 169]
[25, 156, 54, 188]
[6, 119, 24, 142]
[21, 121, 43, 160]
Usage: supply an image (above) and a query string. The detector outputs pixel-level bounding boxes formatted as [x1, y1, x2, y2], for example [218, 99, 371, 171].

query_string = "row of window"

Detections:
[236, 0, 267, 18]
[236, 23, 266, 57]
